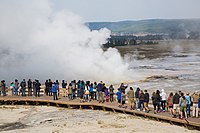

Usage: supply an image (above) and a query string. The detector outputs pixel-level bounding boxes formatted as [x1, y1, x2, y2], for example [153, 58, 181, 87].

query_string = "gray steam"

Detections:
[0, 0, 132, 83]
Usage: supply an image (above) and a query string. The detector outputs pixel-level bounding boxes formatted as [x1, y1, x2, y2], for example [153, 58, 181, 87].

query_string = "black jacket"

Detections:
[28, 80, 32, 88]
[173, 94, 180, 104]
[35, 82, 41, 90]
[144, 93, 149, 102]
[152, 94, 161, 104]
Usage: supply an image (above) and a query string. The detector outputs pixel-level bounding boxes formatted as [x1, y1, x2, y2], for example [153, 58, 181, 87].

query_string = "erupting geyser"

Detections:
[0, 0, 132, 83]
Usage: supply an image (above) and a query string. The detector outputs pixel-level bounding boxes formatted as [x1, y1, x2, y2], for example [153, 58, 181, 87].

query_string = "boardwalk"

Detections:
[0, 95, 200, 131]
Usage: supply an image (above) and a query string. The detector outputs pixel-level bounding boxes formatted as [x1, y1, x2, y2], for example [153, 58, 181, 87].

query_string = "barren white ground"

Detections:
[0, 105, 198, 133]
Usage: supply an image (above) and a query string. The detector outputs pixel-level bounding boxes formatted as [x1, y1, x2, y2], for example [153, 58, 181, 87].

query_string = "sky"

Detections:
[51, 0, 200, 22]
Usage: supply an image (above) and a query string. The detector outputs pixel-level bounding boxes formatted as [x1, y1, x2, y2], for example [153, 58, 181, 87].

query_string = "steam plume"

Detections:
[0, 0, 131, 83]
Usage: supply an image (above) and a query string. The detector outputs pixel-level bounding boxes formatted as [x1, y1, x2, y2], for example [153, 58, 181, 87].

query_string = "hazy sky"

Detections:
[52, 0, 200, 22]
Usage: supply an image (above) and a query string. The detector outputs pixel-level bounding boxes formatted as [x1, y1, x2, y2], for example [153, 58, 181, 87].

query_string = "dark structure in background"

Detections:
[103, 35, 161, 48]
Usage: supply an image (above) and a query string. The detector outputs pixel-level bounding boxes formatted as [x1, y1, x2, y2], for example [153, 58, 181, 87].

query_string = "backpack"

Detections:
[181, 98, 187, 107]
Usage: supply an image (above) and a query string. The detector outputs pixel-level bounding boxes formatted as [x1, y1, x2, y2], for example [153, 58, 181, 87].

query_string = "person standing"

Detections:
[10, 82, 15, 96]
[45, 80, 49, 96]
[1, 80, 6, 96]
[80, 81, 85, 101]
[35, 80, 41, 97]
[27, 79, 32, 96]
[68, 83, 73, 100]
[152, 90, 161, 114]
[102, 83, 107, 103]
[14, 79, 19, 96]
[52, 82, 58, 100]
[97, 81, 103, 103]
[160, 89, 167, 112]
[104, 86, 109, 102]
[167, 92, 174, 116]
[173, 92, 180, 117]
[191, 91, 199, 118]
[77, 80, 81, 98]
[116, 89, 122, 107]
[20, 79, 26, 96]
[56, 80, 60, 96]
[109, 85, 114, 102]
[121, 91, 127, 108]
[33, 80, 36, 97]
[84, 84, 90, 102]
[135, 87, 140, 109]
[179, 93, 187, 119]
[127, 87, 135, 110]
[185, 93, 191, 117]
[138, 90, 145, 111]
[94, 82, 98, 100]
[72, 80, 76, 99]
[48, 79, 53, 96]
[62, 80, 67, 97]
[144, 90, 150, 113]
[89, 83, 94, 100]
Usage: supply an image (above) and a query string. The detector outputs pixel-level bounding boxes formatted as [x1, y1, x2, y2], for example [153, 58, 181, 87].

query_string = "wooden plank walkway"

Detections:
[0, 96, 199, 130]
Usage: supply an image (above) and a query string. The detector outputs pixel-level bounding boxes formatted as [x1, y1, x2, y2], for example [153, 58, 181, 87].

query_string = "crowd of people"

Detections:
[0, 79, 200, 120]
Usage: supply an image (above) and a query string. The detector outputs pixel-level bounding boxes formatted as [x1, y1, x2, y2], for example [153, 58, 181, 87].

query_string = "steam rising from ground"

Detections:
[0, 0, 131, 83]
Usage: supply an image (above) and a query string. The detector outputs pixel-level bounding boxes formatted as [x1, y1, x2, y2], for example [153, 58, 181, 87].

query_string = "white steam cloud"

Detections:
[0, 0, 132, 83]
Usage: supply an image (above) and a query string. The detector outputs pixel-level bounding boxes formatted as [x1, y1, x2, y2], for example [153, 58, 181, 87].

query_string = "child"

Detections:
[116, 89, 121, 107]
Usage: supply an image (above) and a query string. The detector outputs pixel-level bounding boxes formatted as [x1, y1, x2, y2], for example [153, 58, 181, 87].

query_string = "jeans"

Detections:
[138, 101, 144, 111]
[161, 100, 166, 111]
[153, 102, 160, 112]
[2, 89, 6, 96]
[136, 98, 139, 109]
[90, 92, 94, 99]
[68, 94, 72, 100]
[21, 87, 26, 96]
[72, 90, 76, 99]
[14, 87, 19, 95]
[93, 92, 96, 100]
[110, 94, 114, 102]
[77, 89, 80, 97]
[12, 88, 15, 96]
[186, 104, 191, 117]
[85, 94, 89, 101]
[36, 89, 40, 97]
[53, 92, 58, 100]
[49, 88, 52, 96]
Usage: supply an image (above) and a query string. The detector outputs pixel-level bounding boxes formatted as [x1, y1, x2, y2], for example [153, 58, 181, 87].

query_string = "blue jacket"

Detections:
[89, 86, 93, 92]
[52, 84, 58, 93]
[198, 98, 200, 108]
[116, 91, 121, 100]
[185, 95, 191, 105]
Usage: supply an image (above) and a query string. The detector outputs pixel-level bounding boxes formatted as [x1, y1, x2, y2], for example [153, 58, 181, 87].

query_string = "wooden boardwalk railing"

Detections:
[0, 96, 199, 131]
